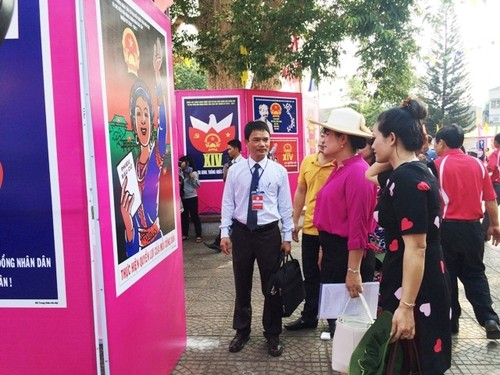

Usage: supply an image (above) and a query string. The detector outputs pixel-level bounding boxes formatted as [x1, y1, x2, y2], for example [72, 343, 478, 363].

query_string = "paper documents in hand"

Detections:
[318, 282, 379, 319]
[117, 152, 142, 216]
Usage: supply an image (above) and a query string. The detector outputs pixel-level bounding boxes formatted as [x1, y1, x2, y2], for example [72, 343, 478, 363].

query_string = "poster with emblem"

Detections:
[181, 96, 241, 181]
[252, 95, 298, 134]
[98, 0, 178, 295]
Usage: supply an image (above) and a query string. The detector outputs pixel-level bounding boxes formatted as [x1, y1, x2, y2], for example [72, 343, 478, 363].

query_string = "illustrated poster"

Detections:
[270, 138, 299, 173]
[0, 0, 66, 307]
[98, 0, 178, 295]
[252, 95, 298, 134]
[182, 96, 240, 181]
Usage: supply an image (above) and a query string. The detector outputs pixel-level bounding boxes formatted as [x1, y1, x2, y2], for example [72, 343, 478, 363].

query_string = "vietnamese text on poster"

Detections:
[0, 0, 66, 307]
[98, 0, 178, 295]
[182, 96, 240, 181]
[252, 96, 298, 134]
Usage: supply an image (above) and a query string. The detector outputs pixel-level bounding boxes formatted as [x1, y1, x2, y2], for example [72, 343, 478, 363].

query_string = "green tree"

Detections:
[170, 0, 419, 98]
[173, 57, 208, 90]
[418, 0, 474, 135]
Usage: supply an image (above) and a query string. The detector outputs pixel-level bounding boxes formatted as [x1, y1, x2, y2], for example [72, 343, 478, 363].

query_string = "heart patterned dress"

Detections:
[375, 161, 451, 374]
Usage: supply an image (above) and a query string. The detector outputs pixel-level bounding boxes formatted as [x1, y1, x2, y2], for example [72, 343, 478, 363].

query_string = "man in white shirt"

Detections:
[205, 139, 244, 252]
[220, 120, 293, 357]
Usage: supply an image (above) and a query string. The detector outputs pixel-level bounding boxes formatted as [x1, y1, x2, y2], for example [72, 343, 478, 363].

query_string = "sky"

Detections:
[318, 0, 500, 110]
[454, 0, 500, 106]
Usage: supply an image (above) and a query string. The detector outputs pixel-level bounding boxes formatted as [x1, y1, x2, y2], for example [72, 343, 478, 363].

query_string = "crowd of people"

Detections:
[181, 96, 500, 374]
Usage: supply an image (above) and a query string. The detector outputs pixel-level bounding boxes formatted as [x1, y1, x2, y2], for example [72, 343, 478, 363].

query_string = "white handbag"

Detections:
[331, 293, 374, 373]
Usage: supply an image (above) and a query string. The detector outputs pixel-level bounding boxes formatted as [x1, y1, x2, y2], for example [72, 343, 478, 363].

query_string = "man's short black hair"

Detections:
[244, 120, 270, 141]
[435, 124, 464, 149]
[494, 133, 500, 145]
[227, 139, 242, 151]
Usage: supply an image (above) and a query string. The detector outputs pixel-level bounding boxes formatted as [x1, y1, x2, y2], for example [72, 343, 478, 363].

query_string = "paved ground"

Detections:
[173, 222, 500, 375]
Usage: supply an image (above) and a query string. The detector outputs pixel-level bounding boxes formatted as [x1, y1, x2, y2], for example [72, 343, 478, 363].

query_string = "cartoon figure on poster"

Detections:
[119, 38, 170, 259]
[253, 96, 297, 134]
[100, 0, 178, 274]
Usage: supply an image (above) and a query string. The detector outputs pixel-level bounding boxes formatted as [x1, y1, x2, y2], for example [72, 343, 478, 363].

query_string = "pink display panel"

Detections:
[0, 0, 97, 373]
[84, 0, 186, 373]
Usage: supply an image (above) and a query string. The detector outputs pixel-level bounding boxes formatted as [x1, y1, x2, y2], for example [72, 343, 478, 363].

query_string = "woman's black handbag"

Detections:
[266, 251, 305, 317]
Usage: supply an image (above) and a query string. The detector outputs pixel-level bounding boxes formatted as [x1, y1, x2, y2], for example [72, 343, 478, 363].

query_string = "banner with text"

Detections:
[0, 0, 66, 308]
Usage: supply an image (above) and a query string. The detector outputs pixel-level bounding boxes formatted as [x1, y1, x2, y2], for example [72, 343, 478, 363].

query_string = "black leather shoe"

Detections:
[284, 317, 318, 331]
[485, 319, 500, 339]
[267, 336, 283, 357]
[228, 334, 249, 353]
[204, 242, 221, 252]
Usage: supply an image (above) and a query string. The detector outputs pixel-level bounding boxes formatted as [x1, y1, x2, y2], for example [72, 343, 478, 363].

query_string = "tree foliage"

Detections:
[173, 57, 208, 90]
[170, 0, 419, 98]
[418, 0, 474, 135]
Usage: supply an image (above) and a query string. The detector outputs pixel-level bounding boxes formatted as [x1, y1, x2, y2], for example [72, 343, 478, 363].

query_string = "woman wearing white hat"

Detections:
[311, 108, 377, 336]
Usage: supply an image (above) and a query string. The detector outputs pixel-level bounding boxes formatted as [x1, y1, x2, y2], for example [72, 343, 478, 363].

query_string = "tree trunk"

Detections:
[195, 0, 283, 90]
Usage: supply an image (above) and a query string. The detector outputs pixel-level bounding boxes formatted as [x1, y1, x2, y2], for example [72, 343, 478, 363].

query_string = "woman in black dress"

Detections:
[371, 97, 451, 374]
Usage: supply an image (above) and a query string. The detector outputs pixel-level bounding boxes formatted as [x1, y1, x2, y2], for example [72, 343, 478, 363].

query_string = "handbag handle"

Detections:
[386, 339, 422, 374]
[340, 293, 374, 323]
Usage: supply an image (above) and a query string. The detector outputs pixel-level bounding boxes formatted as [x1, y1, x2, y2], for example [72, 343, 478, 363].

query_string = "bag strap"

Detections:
[386, 339, 422, 375]
[340, 293, 374, 323]
[407, 339, 422, 374]
[270, 250, 285, 273]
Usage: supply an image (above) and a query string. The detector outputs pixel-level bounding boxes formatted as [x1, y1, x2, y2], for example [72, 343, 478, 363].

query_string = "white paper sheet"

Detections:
[318, 282, 380, 319]
[116, 152, 142, 216]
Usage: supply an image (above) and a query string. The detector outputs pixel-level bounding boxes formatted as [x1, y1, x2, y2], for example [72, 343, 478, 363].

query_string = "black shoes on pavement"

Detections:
[228, 334, 283, 356]
[267, 336, 283, 357]
[485, 319, 500, 340]
[228, 333, 249, 353]
[284, 317, 318, 331]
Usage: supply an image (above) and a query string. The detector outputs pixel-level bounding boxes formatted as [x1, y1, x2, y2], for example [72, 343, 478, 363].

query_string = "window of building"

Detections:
[491, 99, 500, 109]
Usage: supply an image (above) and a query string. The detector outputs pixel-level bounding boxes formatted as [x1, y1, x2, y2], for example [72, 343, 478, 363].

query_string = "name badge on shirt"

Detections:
[251, 192, 264, 210]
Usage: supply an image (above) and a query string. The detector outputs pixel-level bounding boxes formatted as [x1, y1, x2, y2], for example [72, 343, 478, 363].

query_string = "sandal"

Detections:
[195, 237, 203, 243]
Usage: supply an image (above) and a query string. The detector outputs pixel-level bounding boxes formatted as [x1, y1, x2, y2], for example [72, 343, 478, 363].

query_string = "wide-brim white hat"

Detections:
[310, 107, 373, 139]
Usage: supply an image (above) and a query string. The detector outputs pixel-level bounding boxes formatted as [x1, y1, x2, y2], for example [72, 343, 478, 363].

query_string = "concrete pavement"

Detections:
[173, 222, 500, 374]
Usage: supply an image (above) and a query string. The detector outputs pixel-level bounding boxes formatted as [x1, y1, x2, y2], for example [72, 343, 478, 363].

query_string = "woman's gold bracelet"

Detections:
[400, 301, 416, 309]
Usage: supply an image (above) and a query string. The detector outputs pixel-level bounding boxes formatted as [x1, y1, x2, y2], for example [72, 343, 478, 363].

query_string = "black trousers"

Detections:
[318, 231, 375, 330]
[181, 196, 202, 237]
[300, 233, 321, 323]
[481, 182, 500, 236]
[318, 231, 375, 284]
[441, 220, 499, 326]
[231, 223, 283, 338]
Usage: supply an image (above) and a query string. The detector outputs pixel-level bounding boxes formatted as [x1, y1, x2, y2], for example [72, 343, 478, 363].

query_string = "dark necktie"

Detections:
[246, 164, 260, 230]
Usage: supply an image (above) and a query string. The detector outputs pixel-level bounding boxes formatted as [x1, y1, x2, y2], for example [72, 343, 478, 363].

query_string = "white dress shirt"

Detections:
[220, 156, 293, 241]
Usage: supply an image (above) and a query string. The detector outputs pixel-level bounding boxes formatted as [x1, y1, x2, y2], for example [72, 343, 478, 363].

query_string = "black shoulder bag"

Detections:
[266, 251, 305, 317]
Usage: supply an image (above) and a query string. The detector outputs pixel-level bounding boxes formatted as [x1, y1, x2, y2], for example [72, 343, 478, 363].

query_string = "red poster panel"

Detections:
[270, 138, 299, 173]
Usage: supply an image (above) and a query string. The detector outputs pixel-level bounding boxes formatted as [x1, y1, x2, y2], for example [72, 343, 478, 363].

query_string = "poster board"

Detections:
[175, 89, 304, 215]
[83, 0, 186, 373]
[0, 0, 97, 373]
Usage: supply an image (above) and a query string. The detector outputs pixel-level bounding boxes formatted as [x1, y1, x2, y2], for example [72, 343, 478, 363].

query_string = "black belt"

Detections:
[442, 219, 480, 223]
[232, 219, 278, 233]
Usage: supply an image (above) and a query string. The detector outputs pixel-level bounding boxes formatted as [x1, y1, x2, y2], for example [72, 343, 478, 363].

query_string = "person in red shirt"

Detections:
[433, 124, 500, 339]
[482, 133, 500, 237]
